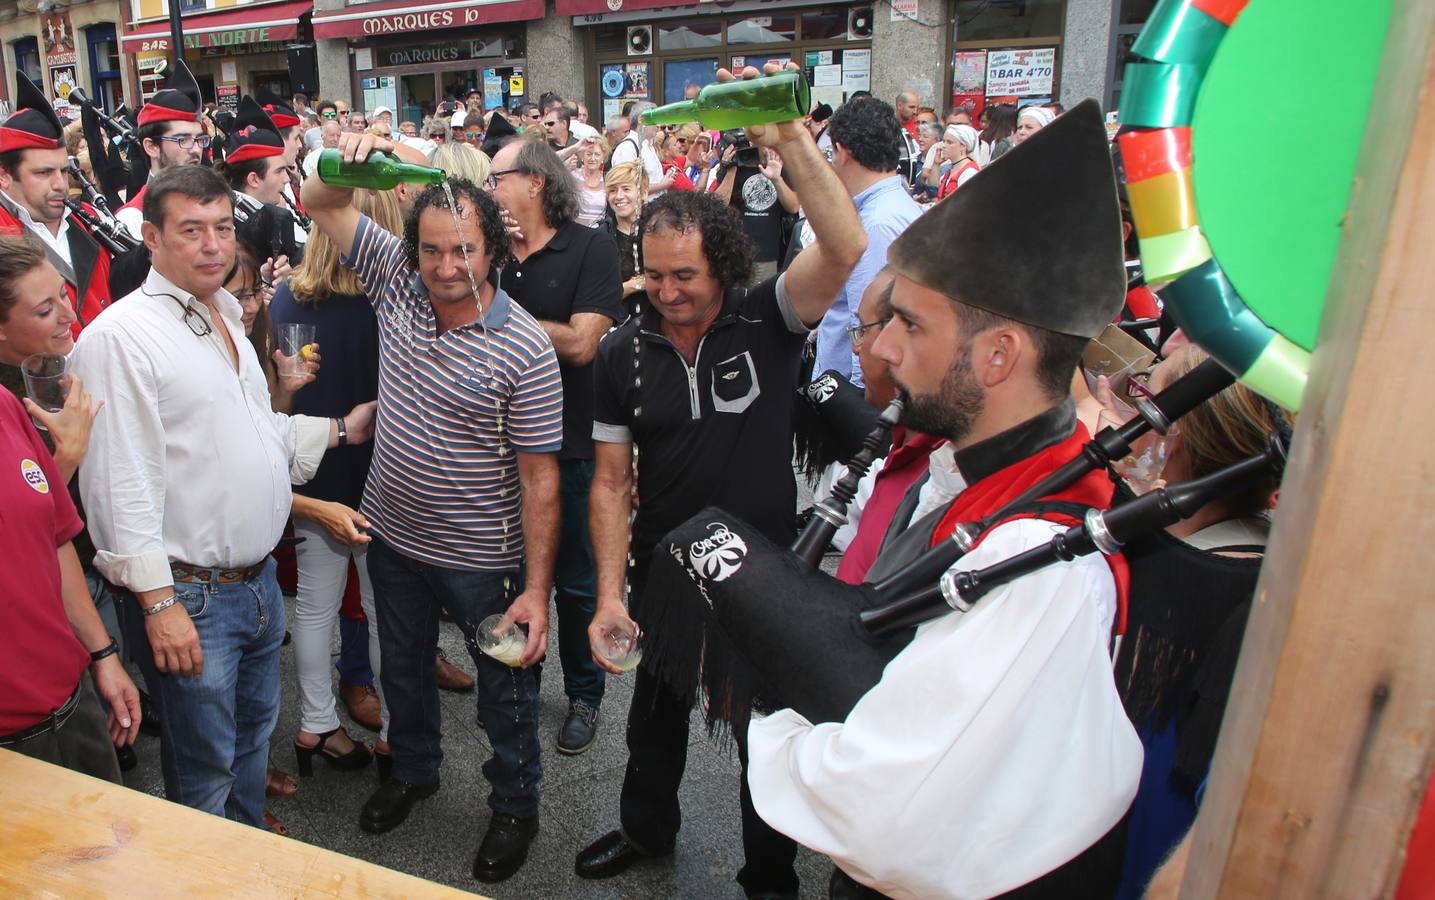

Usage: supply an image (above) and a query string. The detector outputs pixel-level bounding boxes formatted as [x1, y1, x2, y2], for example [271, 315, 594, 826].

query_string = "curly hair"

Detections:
[826, 97, 903, 173]
[402, 178, 513, 272]
[639, 190, 751, 290]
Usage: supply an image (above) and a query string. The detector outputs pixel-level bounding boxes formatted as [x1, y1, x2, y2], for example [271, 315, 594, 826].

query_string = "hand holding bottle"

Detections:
[335, 129, 395, 165]
[713, 60, 809, 151]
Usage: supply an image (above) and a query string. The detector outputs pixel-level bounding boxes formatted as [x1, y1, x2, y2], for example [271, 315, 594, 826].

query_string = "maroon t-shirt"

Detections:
[0, 390, 89, 734]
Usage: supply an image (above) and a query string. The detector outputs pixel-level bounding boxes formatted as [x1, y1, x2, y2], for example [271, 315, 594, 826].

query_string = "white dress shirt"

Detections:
[3, 192, 72, 267]
[746, 516, 1143, 899]
[72, 267, 329, 593]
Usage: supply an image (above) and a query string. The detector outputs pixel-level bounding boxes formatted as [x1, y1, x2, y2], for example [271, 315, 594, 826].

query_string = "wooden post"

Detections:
[1179, 3, 1435, 897]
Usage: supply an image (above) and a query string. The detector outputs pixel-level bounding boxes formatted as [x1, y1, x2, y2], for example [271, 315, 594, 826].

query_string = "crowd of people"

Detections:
[1, 55, 1290, 900]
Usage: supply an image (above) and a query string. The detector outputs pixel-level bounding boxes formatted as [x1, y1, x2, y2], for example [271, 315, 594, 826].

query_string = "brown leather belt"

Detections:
[171, 560, 267, 584]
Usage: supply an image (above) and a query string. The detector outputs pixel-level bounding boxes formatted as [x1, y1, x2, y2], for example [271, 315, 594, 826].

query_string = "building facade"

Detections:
[0, 0, 1153, 126]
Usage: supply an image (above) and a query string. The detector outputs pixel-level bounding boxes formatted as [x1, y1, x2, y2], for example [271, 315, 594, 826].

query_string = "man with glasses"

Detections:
[814, 97, 922, 386]
[317, 99, 340, 122]
[335, 99, 351, 125]
[515, 103, 541, 130]
[542, 107, 576, 152]
[116, 60, 208, 241]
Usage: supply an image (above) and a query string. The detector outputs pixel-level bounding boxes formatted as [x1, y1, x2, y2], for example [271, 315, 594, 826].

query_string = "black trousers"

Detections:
[7, 672, 122, 784]
[619, 562, 799, 897]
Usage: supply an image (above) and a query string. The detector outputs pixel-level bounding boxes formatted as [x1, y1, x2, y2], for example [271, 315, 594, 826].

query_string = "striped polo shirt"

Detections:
[343, 214, 563, 571]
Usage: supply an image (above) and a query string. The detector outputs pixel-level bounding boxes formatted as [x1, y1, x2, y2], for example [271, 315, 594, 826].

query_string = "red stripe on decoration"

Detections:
[138, 104, 200, 125]
[1190, 0, 1249, 27]
[0, 126, 62, 152]
[1119, 126, 1194, 183]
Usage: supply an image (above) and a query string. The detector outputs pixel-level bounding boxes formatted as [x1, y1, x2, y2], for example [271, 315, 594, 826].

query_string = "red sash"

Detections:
[930, 425, 1130, 634]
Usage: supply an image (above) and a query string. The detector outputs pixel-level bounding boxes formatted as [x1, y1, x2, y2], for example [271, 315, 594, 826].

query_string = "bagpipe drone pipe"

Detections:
[635, 357, 1254, 731]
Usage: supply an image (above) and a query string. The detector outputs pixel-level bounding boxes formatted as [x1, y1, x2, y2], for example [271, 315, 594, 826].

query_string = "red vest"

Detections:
[118, 183, 146, 217]
[0, 201, 113, 337]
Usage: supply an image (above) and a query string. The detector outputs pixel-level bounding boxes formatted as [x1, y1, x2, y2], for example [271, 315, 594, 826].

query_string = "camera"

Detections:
[720, 129, 761, 167]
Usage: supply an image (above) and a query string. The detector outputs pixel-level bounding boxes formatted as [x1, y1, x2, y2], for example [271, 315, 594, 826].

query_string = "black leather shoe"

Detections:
[575, 829, 670, 879]
[359, 779, 439, 834]
[556, 699, 599, 755]
[115, 743, 137, 772]
[138, 690, 161, 737]
[472, 812, 539, 883]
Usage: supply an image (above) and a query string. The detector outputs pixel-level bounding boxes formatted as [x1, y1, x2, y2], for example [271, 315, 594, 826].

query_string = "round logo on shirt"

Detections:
[741, 174, 778, 213]
[20, 458, 49, 494]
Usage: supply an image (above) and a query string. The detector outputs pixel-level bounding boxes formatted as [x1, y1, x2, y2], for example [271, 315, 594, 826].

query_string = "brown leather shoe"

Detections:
[437, 648, 475, 693]
[341, 682, 382, 731]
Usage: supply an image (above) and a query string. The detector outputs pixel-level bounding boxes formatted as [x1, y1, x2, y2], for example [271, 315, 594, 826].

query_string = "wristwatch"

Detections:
[335, 416, 348, 446]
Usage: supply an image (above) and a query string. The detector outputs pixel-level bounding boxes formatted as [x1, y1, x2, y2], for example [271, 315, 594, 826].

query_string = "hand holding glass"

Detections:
[477, 614, 528, 668]
[276, 323, 317, 378]
[597, 619, 643, 672]
[22, 353, 69, 416]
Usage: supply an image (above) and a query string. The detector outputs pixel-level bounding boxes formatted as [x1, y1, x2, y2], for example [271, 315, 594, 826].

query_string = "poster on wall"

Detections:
[624, 62, 649, 99]
[484, 71, 504, 109]
[41, 12, 75, 66]
[953, 50, 986, 93]
[48, 65, 77, 114]
[890, 0, 918, 21]
[602, 98, 622, 126]
[985, 47, 1056, 97]
[216, 83, 240, 114]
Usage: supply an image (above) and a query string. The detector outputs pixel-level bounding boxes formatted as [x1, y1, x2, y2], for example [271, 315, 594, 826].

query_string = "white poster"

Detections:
[354, 47, 373, 72]
[220, 61, 237, 83]
[985, 47, 1057, 97]
[812, 64, 842, 87]
[842, 69, 870, 94]
[843, 48, 871, 74]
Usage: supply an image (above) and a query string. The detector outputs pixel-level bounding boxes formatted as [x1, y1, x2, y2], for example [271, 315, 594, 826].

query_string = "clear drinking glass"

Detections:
[597, 619, 643, 672]
[476, 614, 528, 668]
[276, 323, 316, 378]
[21, 353, 69, 422]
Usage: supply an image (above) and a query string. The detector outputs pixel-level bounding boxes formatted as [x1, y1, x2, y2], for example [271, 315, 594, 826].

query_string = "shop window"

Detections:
[659, 20, 720, 51]
[13, 38, 42, 87]
[801, 9, 850, 42]
[663, 58, 717, 103]
[954, 0, 1064, 42]
[727, 15, 796, 45]
[85, 24, 122, 112]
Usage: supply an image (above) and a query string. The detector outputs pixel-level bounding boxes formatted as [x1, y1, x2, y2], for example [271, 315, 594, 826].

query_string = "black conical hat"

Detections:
[887, 98, 1125, 339]
[254, 87, 300, 129]
[1, 71, 63, 151]
[225, 96, 285, 163]
[480, 112, 516, 158]
[138, 59, 201, 126]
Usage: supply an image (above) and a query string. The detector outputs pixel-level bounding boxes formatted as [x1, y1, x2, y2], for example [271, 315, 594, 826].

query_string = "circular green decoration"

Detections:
[1191, 0, 1393, 352]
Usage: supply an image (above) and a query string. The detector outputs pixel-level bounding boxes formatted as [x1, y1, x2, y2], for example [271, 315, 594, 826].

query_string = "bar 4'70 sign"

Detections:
[985, 47, 1056, 97]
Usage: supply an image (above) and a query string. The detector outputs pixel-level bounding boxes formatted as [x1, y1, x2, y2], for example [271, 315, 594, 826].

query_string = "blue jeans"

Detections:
[125, 559, 285, 828]
[555, 458, 603, 707]
[336, 615, 373, 686]
[367, 534, 541, 818]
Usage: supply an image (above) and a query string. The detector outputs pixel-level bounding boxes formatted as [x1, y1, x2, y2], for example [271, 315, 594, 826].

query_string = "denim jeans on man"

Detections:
[367, 534, 541, 818]
[555, 458, 603, 708]
[124, 559, 285, 828]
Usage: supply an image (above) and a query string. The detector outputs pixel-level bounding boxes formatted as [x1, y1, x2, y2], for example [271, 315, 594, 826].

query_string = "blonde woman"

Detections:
[270, 188, 402, 782]
[572, 136, 610, 227]
[431, 140, 492, 187]
[602, 161, 649, 312]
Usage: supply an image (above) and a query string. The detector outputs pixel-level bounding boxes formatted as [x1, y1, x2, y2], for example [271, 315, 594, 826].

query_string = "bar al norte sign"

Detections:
[985, 47, 1056, 97]
[136, 28, 276, 52]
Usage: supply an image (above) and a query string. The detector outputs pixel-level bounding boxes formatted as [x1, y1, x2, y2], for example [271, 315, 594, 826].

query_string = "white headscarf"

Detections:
[943, 124, 980, 153]
[1018, 105, 1057, 129]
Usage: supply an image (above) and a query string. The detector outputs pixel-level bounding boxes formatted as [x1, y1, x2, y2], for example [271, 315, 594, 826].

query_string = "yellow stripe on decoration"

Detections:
[1127, 167, 1200, 238]
[1139, 226, 1213, 284]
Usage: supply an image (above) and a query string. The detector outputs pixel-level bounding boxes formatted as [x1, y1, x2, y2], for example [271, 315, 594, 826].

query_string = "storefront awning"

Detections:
[121, 0, 313, 52]
[556, 0, 699, 13]
[311, 0, 542, 39]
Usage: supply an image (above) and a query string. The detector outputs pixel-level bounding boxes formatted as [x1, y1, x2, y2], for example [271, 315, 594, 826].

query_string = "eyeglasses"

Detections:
[541, 120, 558, 128]
[158, 134, 213, 149]
[484, 167, 520, 189]
[464, 131, 483, 140]
[321, 111, 338, 119]
[847, 317, 890, 349]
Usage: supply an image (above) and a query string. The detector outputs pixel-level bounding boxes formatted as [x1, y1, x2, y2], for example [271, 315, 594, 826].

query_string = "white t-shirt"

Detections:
[611, 135, 665, 196]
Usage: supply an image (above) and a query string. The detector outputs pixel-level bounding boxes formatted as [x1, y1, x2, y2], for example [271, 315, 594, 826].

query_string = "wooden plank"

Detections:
[1179, 2, 1435, 897]
[0, 749, 485, 899]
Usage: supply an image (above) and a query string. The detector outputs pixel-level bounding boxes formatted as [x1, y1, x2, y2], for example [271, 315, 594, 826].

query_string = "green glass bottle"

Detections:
[315, 149, 446, 190]
[640, 71, 811, 131]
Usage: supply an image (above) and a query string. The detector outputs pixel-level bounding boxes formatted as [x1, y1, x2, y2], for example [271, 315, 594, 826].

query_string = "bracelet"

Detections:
[89, 639, 119, 663]
[335, 416, 348, 446]
[142, 594, 179, 617]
